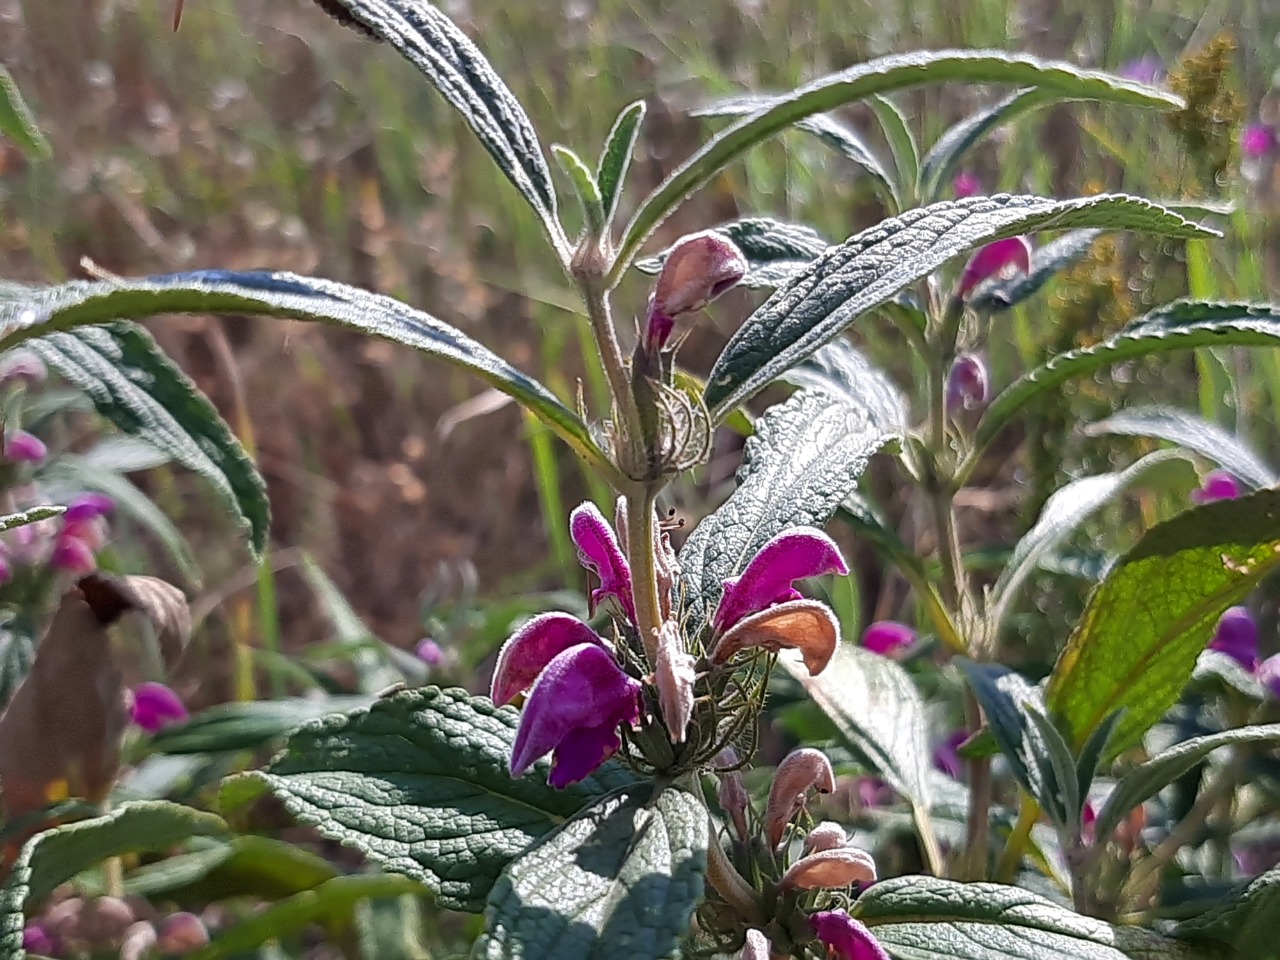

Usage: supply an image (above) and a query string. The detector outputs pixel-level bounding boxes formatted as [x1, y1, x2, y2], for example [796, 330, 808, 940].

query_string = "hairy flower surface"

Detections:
[570, 501, 635, 621]
[957, 237, 1032, 298]
[490, 611, 604, 707]
[810, 911, 891, 960]
[1192, 469, 1241, 504]
[645, 232, 746, 353]
[712, 528, 847, 633]
[130, 682, 188, 734]
[860, 620, 915, 657]
[1209, 606, 1258, 669]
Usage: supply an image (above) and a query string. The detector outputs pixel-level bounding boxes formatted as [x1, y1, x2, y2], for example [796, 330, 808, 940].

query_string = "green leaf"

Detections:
[0, 272, 613, 482]
[1045, 489, 1280, 755]
[782, 337, 909, 438]
[974, 301, 1280, 462]
[612, 51, 1182, 278]
[26, 321, 270, 555]
[1084, 406, 1277, 490]
[677, 389, 891, 629]
[596, 101, 646, 227]
[704, 195, 1214, 417]
[918, 89, 1055, 201]
[357, 894, 433, 960]
[968, 229, 1101, 314]
[189, 874, 423, 960]
[0, 801, 225, 956]
[146, 696, 376, 755]
[235, 686, 636, 912]
[694, 96, 897, 206]
[322, 0, 563, 256]
[635, 217, 829, 290]
[1175, 864, 1280, 957]
[868, 95, 919, 201]
[475, 783, 707, 960]
[857, 875, 1207, 959]
[1094, 724, 1280, 848]
[0, 628, 33, 715]
[0, 505, 64, 532]
[0, 64, 50, 158]
[553, 145, 605, 236]
[988, 451, 1195, 631]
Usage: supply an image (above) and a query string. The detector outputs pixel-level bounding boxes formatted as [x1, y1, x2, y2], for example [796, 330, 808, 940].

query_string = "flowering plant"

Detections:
[2, 3, 1280, 960]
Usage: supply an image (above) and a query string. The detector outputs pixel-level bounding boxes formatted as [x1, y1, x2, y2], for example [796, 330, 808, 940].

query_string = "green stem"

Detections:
[705, 823, 764, 925]
[626, 486, 663, 667]
[580, 274, 645, 477]
[995, 794, 1040, 883]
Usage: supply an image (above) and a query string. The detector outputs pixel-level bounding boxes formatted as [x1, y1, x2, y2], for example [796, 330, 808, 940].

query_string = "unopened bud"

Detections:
[120, 921, 157, 960]
[945, 354, 989, 414]
[740, 928, 771, 960]
[78, 897, 135, 946]
[655, 621, 695, 743]
[156, 912, 210, 954]
[645, 232, 746, 353]
[765, 748, 835, 848]
[802, 821, 848, 854]
[780, 845, 877, 890]
[957, 237, 1031, 299]
[715, 747, 750, 841]
[4, 430, 47, 464]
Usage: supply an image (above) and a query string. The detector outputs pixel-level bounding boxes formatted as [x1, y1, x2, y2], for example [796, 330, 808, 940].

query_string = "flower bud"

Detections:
[1119, 55, 1163, 85]
[715, 747, 750, 842]
[645, 232, 746, 353]
[0, 350, 46, 385]
[860, 620, 915, 657]
[416, 638, 445, 667]
[1209, 606, 1258, 669]
[120, 920, 157, 960]
[4, 430, 47, 464]
[802, 821, 847, 854]
[945, 354, 990, 414]
[933, 730, 967, 780]
[740, 928, 771, 960]
[810, 910, 891, 960]
[1258, 653, 1280, 700]
[49, 535, 96, 575]
[655, 621, 695, 743]
[780, 845, 877, 890]
[1242, 123, 1275, 159]
[156, 912, 210, 954]
[956, 237, 1032, 299]
[64, 492, 114, 524]
[22, 923, 57, 956]
[952, 170, 982, 198]
[1192, 469, 1240, 504]
[78, 896, 135, 946]
[129, 682, 188, 734]
[765, 747, 835, 848]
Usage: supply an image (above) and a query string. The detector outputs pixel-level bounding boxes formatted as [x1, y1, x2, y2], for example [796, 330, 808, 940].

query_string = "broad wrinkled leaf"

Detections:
[636, 218, 829, 290]
[857, 876, 1206, 959]
[475, 783, 707, 960]
[596, 101, 645, 226]
[1094, 724, 1280, 847]
[146, 696, 375, 755]
[678, 389, 891, 629]
[1046, 489, 1280, 755]
[614, 51, 1182, 276]
[0, 272, 610, 478]
[976, 301, 1280, 458]
[988, 451, 1195, 631]
[1176, 865, 1280, 958]
[705, 196, 1213, 417]
[782, 338, 910, 438]
[917, 89, 1054, 201]
[0, 801, 225, 957]
[781, 643, 934, 816]
[968, 229, 1101, 313]
[321, 0, 562, 253]
[0, 505, 64, 532]
[235, 686, 636, 912]
[0, 65, 49, 158]
[1084, 406, 1277, 490]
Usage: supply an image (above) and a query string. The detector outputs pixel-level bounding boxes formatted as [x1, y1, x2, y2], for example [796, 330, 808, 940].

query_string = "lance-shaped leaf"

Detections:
[868, 95, 918, 200]
[678, 389, 891, 630]
[0, 801, 225, 957]
[988, 451, 1195, 631]
[145, 696, 376, 755]
[636, 218, 829, 290]
[0, 65, 49, 159]
[596, 100, 645, 227]
[233, 686, 636, 913]
[704, 195, 1213, 417]
[856, 876, 1206, 960]
[321, 0, 564, 256]
[1084, 405, 1277, 490]
[973, 301, 1280, 463]
[0, 272, 612, 480]
[1175, 864, 1280, 958]
[1045, 489, 1280, 755]
[613, 51, 1181, 278]
[474, 783, 707, 960]
[968, 229, 1101, 314]
[1093, 724, 1280, 848]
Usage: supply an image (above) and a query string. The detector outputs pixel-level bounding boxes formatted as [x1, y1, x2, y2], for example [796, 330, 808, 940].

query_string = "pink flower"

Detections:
[156, 912, 210, 953]
[570, 501, 635, 622]
[416, 638, 444, 667]
[490, 612, 604, 707]
[1192, 470, 1241, 504]
[63, 492, 115, 523]
[22, 923, 56, 955]
[508, 642, 642, 788]
[860, 621, 915, 657]
[1258, 653, 1280, 699]
[945, 354, 990, 413]
[711, 528, 848, 633]
[4, 430, 46, 464]
[934, 730, 968, 780]
[952, 171, 982, 198]
[49, 535, 96, 575]
[957, 237, 1032, 299]
[810, 910, 891, 960]
[130, 682, 188, 733]
[856, 776, 895, 809]
[1242, 123, 1275, 159]
[1209, 606, 1258, 669]
[645, 232, 746, 353]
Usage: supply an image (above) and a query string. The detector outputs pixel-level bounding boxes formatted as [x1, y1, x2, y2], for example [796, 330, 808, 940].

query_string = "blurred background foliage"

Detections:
[4, 0, 1280, 702]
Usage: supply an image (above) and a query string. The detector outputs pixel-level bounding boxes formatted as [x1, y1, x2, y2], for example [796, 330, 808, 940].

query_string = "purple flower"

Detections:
[490, 612, 604, 707]
[22, 923, 56, 956]
[856, 776, 895, 809]
[810, 910, 891, 960]
[1119, 55, 1163, 85]
[130, 681, 188, 733]
[945, 354, 990, 413]
[0, 351, 46, 385]
[1242, 123, 1275, 159]
[957, 237, 1032, 298]
[711, 528, 848, 633]
[416, 638, 444, 667]
[63, 492, 115, 523]
[49, 535, 96, 575]
[570, 501, 635, 622]
[645, 232, 746, 353]
[860, 620, 915, 657]
[509, 642, 642, 788]
[934, 730, 968, 780]
[1258, 653, 1280, 699]
[1209, 606, 1258, 669]
[952, 171, 982, 198]
[4, 430, 46, 464]
[1192, 469, 1241, 504]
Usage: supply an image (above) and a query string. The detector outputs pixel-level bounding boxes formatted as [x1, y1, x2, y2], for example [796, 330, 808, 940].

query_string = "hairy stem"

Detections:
[580, 275, 644, 475]
[705, 825, 764, 925]
[626, 486, 664, 668]
[962, 689, 993, 880]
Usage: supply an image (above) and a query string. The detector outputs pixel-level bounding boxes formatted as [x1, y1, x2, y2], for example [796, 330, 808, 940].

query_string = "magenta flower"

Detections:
[952, 170, 982, 198]
[1119, 55, 1163, 85]
[0, 548, 11, 587]
[570, 501, 635, 622]
[711, 528, 848, 633]
[64, 492, 115, 523]
[509, 642, 642, 788]
[130, 682, 188, 733]
[1258, 653, 1280, 699]
[958, 237, 1032, 298]
[490, 612, 605, 706]
[1209, 606, 1258, 669]
[1192, 469, 1241, 504]
[856, 776, 895, 809]
[22, 923, 56, 956]
[1081, 800, 1098, 844]
[934, 730, 968, 780]
[860, 620, 915, 657]
[49, 534, 96, 575]
[1242, 123, 1275, 159]
[4, 430, 46, 464]
[945, 354, 990, 413]
[416, 638, 444, 667]
[810, 910, 891, 960]
[645, 232, 746, 353]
